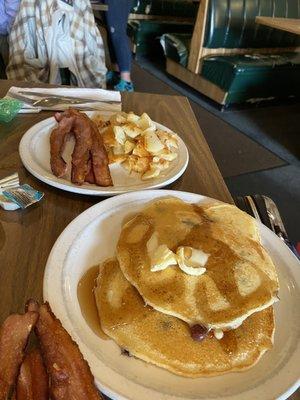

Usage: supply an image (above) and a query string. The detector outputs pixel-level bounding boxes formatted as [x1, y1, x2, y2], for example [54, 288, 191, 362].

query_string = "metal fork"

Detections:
[263, 195, 299, 259]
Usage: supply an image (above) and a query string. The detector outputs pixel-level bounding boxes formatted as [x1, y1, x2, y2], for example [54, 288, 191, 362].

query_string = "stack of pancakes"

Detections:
[94, 198, 279, 377]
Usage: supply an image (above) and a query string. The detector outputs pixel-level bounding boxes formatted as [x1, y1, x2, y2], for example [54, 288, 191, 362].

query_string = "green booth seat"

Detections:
[161, 33, 300, 105]
[201, 53, 300, 104]
[128, 21, 193, 58]
[160, 33, 191, 67]
[204, 0, 300, 49]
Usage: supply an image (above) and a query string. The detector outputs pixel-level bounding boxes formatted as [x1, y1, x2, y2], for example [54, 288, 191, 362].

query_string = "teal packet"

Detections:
[3, 184, 44, 209]
[0, 99, 23, 123]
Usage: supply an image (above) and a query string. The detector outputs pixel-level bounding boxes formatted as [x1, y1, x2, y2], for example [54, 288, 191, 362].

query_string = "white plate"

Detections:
[19, 113, 189, 196]
[43, 190, 300, 400]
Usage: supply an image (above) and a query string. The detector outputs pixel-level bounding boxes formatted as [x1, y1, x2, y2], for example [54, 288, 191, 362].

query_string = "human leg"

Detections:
[105, 0, 133, 88]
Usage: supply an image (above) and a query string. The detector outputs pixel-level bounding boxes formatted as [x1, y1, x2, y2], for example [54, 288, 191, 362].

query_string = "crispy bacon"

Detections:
[16, 348, 48, 400]
[0, 311, 38, 400]
[27, 300, 102, 400]
[50, 108, 112, 187]
[50, 116, 74, 177]
[90, 121, 113, 187]
[68, 110, 93, 185]
[84, 157, 96, 184]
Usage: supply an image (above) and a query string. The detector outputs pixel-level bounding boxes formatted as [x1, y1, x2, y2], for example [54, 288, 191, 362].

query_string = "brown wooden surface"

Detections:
[187, 0, 208, 73]
[256, 17, 300, 35]
[167, 58, 227, 105]
[128, 13, 194, 23]
[0, 81, 299, 399]
[201, 45, 300, 58]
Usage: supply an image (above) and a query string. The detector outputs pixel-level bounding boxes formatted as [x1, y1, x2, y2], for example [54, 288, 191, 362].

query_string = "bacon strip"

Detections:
[69, 111, 93, 185]
[90, 121, 113, 187]
[50, 109, 112, 187]
[0, 311, 38, 400]
[50, 116, 74, 178]
[84, 157, 96, 184]
[27, 300, 102, 400]
[16, 349, 48, 400]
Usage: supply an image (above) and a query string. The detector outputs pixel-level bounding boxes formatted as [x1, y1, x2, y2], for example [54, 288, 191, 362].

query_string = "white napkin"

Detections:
[6, 86, 122, 113]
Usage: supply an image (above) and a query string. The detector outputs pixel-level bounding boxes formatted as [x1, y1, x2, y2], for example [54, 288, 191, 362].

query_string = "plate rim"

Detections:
[18, 114, 189, 196]
[43, 189, 300, 400]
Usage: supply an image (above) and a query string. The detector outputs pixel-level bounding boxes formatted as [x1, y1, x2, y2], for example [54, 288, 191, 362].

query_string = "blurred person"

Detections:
[0, 0, 20, 77]
[104, 0, 134, 92]
[7, 0, 107, 87]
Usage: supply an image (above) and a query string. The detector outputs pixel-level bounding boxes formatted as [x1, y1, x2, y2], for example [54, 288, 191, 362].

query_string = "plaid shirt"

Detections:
[6, 0, 107, 88]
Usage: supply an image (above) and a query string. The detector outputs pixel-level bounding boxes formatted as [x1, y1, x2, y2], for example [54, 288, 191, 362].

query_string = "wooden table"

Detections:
[0, 80, 298, 400]
[256, 17, 300, 35]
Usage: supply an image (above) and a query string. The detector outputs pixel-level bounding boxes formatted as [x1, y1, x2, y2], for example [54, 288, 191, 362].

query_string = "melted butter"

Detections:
[77, 266, 109, 340]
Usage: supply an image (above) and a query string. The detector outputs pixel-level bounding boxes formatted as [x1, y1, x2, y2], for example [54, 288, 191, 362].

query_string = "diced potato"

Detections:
[108, 149, 126, 164]
[158, 159, 170, 170]
[142, 164, 161, 180]
[122, 158, 131, 172]
[93, 115, 104, 128]
[127, 112, 140, 124]
[143, 130, 165, 154]
[156, 149, 178, 161]
[157, 130, 178, 149]
[102, 126, 116, 147]
[123, 123, 142, 139]
[110, 112, 127, 124]
[113, 143, 125, 155]
[113, 125, 126, 145]
[138, 113, 155, 130]
[99, 111, 178, 180]
[124, 140, 135, 154]
[124, 155, 150, 173]
[132, 142, 150, 158]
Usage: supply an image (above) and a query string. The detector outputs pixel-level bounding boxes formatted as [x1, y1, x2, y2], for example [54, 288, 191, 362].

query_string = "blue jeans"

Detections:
[104, 0, 133, 73]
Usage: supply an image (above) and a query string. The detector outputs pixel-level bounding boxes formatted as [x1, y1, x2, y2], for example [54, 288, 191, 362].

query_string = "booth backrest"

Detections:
[203, 0, 300, 49]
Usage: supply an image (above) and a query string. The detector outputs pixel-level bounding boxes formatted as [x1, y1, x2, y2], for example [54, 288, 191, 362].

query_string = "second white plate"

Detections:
[43, 190, 300, 400]
[19, 112, 189, 196]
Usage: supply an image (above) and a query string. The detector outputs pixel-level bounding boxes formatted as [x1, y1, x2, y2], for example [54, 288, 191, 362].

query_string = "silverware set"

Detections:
[10, 91, 120, 109]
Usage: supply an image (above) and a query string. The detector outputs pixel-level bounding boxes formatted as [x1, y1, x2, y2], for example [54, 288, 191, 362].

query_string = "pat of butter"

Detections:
[147, 232, 177, 272]
[150, 245, 177, 272]
[147, 234, 209, 275]
[176, 246, 209, 276]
